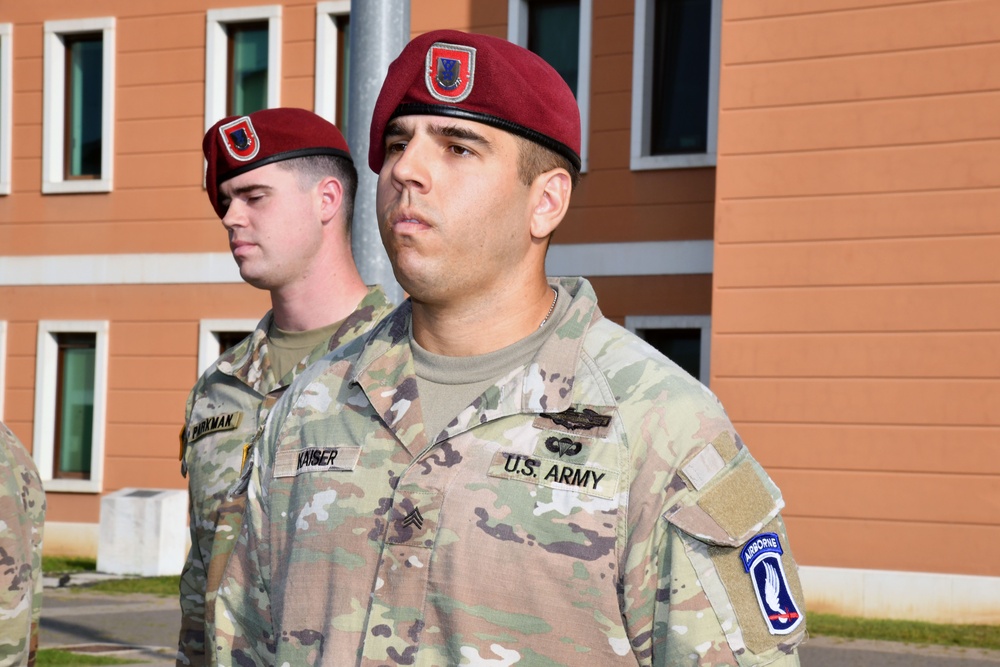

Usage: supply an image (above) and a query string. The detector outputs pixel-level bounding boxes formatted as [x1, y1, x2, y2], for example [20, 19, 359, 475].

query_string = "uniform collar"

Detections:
[349, 278, 604, 454]
[221, 285, 395, 393]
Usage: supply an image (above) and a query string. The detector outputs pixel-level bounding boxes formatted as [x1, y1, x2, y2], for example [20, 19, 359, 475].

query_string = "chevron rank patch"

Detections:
[742, 532, 803, 635]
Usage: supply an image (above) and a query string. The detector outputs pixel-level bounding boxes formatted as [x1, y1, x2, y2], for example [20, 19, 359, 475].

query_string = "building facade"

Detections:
[0, 0, 996, 624]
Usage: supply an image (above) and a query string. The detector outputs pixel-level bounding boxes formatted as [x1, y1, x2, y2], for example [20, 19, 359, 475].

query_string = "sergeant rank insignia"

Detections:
[425, 42, 475, 103]
[741, 532, 803, 635]
[219, 116, 260, 161]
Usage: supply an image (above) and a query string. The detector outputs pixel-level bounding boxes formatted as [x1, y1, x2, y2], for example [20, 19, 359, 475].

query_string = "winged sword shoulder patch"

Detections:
[741, 532, 803, 635]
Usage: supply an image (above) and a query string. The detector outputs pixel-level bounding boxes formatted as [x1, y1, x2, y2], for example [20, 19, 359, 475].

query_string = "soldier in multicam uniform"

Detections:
[176, 108, 395, 666]
[216, 31, 808, 666]
[0, 422, 45, 667]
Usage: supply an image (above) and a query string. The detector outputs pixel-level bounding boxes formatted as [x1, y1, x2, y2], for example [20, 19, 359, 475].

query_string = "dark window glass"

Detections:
[335, 15, 351, 131]
[228, 22, 268, 116]
[650, 0, 711, 154]
[64, 34, 103, 178]
[527, 0, 580, 97]
[53, 333, 96, 479]
[217, 331, 251, 355]
[638, 328, 701, 379]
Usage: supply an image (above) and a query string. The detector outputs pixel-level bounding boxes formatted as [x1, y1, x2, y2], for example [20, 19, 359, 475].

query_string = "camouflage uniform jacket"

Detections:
[177, 286, 394, 666]
[0, 422, 46, 667]
[217, 277, 807, 666]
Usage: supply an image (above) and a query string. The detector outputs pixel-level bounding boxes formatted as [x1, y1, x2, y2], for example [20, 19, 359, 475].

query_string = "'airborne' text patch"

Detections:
[742, 532, 803, 635]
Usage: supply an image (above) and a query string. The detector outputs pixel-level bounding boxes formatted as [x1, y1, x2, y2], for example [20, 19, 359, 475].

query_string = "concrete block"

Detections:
[97, 488, 188, 576]
[800, 565, 1000, 625]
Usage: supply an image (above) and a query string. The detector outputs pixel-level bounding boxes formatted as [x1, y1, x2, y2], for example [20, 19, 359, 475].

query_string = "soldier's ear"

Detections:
[529, 169, 571, 240]
[317, 176, 345, 225]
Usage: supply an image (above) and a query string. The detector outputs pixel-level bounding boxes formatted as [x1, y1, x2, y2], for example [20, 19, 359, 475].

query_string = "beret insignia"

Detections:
[219, 116, 260, 162]
[425, 42, 475, 103]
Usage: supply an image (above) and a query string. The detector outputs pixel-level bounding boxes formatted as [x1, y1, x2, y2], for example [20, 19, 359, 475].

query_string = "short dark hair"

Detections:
[278, 154, 359, 231]
[516, 137, 580, 189]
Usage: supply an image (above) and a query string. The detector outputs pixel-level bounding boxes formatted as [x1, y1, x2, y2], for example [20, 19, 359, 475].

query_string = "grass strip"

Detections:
[42, 556, 97, 575]
[809, 612, 1000, 651]
[77, 575, 180, 597]
[36, 649, 141, 666]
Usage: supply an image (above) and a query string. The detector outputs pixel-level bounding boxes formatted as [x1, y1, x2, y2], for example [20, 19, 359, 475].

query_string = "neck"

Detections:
[411, 276, 555, 357]
[270, 245, 369, 332]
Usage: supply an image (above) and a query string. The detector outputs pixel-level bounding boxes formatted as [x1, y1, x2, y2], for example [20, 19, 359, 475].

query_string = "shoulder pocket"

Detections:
[663, 448, 783, 546]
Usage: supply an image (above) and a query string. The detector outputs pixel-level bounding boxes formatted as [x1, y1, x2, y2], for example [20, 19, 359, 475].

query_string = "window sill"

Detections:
[42, 178, 112, 194]
[43, 478, 102, 493]
[630, 153, 716, 171]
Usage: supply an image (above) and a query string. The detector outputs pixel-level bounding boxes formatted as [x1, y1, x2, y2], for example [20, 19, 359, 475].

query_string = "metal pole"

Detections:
[347, 0, 410, 304]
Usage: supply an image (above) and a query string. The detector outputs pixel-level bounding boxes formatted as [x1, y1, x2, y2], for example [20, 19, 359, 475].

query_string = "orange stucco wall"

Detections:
[1, 0, 714, 534]
[2, 283, 271, 504]
[713, 0, 1000, 576]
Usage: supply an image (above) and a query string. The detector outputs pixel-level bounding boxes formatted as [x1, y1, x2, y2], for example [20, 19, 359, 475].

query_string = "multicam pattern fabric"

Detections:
[216, 278, 807, 666]
[176, 286, 394, 666]
[0, 422, 45, 667]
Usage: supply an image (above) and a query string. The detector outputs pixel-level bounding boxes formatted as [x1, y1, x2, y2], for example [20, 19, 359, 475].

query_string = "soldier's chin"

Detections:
[388, 265, 427, 302]
[239, 269, 274, 292]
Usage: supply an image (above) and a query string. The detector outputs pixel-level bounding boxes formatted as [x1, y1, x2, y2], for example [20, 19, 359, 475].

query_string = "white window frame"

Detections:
[630, 0, 721, 170]
[198, 319, 258, 376]
[33, 320, 110, 493]
[0, 320, 7, 419]
[625, 315, 711, 386]
[315, 1, 351, 124]
[0, 24, 12, 195]
[508, 0, 591, 172]
[205, 5, 282, 132]
[42, 17, 116, 194]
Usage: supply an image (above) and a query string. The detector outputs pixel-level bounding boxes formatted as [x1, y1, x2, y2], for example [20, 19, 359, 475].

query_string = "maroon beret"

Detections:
[203, 107, 352, 218]
[369, 30, 581, 174]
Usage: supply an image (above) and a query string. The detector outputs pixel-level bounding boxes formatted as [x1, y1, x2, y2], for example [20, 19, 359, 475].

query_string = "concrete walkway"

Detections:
[38, 575, 1000, 667]
[40, 573, 178, 666]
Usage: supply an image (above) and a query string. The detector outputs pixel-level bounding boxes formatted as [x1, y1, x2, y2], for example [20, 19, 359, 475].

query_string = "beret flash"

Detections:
[203, 107, 352, 218]
[369, 29, 581, 174]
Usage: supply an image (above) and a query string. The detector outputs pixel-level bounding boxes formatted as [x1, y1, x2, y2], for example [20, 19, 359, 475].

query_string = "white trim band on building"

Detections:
[799, 564, 1000, 625]
[546, 240, 713, 277]
[0, 253, 242, 285]
[0, 242, 715, 286]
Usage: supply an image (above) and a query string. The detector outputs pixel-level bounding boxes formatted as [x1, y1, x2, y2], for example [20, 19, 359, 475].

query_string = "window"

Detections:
[508, 0, 591, 171]
[198, 319, 257, 376]
[0, 24, 12, 195]
[42, 17, 116, 193]
[625, 315, 711, 385]
[205, 6, 281, 131]
[33, 321, 109, 493]
[227, 22, 268, 116]
[63, 34, 103, 179]
[52, 334, 95, 479]
[631, 0, 720, 170]
[315, 1, 351, 130]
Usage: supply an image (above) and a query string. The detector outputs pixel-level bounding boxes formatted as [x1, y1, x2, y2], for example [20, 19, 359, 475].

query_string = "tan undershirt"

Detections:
[411, 285, 571, 441]
[267, 317, 344, 383]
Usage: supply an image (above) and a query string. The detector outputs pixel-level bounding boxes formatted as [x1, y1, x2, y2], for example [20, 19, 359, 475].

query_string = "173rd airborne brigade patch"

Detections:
[741, 532, 803, 635]
[425, 42, 475, 103]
